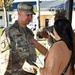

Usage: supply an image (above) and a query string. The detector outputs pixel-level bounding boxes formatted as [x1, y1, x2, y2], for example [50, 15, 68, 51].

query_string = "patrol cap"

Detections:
[17, 2, 35, 14]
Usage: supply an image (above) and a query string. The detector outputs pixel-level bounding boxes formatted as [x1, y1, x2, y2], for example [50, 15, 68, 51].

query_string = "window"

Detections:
[9, 14, 12, 22]
[0, 16, 2, 19]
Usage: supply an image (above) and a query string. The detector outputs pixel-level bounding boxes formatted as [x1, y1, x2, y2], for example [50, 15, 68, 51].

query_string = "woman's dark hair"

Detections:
[54, 19, 74, 74]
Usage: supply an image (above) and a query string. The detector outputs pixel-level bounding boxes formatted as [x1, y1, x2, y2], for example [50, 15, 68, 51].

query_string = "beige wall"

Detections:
[40, 15, 53, 27]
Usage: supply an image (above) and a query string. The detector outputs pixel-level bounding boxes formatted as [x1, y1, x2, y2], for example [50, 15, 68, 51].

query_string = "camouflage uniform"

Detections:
[0, 21, 36, 75]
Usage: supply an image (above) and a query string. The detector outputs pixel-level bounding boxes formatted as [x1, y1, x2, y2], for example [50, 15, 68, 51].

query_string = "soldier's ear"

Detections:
[18, 11, 22, 16]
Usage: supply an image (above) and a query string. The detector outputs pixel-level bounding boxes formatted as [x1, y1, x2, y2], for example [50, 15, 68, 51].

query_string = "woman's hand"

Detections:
[29, 39, 48, 55]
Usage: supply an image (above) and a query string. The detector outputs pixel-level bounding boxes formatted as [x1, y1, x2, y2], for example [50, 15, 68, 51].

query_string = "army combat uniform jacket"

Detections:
[0, 21, 36, 75]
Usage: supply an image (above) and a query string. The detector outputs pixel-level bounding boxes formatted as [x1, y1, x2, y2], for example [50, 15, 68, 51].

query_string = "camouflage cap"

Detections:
[17, 2, 35, 15]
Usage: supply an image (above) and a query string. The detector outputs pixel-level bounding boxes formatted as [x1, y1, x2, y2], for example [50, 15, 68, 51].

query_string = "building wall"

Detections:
[7, 10, 18, 25]
[40, 15, 53, 27]
[40, 11, 55, 28]
[0, 10, 17, 27]
[0, 12, 5, 27]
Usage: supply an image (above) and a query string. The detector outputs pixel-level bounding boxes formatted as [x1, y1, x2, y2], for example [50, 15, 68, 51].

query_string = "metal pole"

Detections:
[67, 0, 73, 23]
[37, 0, 40, 28]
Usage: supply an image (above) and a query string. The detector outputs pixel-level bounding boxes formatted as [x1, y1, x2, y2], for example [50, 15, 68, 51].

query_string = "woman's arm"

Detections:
[30, 39, 48, 55]
[37, 45, 62, 75]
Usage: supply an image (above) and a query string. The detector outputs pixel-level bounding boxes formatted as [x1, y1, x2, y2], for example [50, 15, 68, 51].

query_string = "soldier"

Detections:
[0, 2, 47, 75]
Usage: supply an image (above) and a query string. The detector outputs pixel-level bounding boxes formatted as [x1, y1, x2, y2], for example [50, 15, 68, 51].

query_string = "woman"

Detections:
[30, 19, 74, 75]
